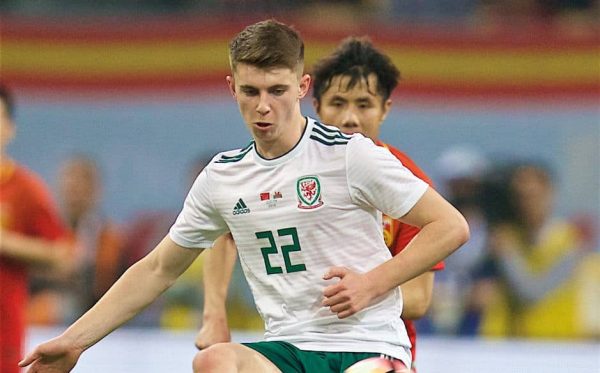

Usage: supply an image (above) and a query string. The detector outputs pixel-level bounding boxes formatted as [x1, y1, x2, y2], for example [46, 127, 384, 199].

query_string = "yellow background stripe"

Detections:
[3, 39, 598, 85]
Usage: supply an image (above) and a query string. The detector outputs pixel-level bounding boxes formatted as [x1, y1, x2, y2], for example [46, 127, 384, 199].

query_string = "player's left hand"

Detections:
[322, 267, 375, 319]
[19, 334, 82, 373]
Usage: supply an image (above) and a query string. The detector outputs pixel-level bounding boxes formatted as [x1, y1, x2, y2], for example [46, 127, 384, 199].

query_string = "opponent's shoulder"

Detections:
[9, 162, 51, 193]
[377, 141, 417, 165]
[4, 162, 58, 209]
[377, 141, 433, 186]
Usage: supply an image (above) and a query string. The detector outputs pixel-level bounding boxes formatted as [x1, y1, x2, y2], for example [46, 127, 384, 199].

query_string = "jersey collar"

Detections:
[253, 116, 313, 167]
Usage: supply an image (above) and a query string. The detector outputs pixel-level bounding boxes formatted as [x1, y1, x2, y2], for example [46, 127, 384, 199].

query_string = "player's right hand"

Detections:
[322, 266, 376, 319]
[19, 335, 83, 373]
[195, 314, 231, 350]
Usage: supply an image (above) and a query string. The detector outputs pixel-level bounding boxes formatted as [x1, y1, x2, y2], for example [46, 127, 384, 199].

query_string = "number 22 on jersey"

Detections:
[256, 227, 306, 275]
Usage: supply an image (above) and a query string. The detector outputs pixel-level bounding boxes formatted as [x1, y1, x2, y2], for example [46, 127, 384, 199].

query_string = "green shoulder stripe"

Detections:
[311, 126, 352, 142]
[309, 134, 349, 146]
[215, 142, 254, 163]
[314, 122, 352, 139]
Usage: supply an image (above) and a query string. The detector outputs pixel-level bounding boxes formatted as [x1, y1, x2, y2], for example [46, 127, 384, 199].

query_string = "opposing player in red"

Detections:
[196, 37, 444, 372]
[0, 83, 72, 373]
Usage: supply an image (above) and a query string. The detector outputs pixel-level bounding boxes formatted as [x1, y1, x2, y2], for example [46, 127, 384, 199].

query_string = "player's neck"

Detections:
[255, 115, 306, 160]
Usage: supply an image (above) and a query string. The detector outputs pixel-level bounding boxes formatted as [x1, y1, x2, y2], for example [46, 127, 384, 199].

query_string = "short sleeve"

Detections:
[347, 136, 428, 219]
[169, 168, 228, 249]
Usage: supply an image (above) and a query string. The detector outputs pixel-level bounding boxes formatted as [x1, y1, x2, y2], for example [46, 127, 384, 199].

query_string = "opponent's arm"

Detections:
[395, 223, 436, 319]
[0, 230, 72, 270]
[369, 187, 468, 297]
[19, 235, 202, 372]
[323, 187, 469, 318]
[195, 233, 238, 349]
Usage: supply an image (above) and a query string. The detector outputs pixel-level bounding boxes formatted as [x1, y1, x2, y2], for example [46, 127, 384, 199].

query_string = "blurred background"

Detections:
[1, 0, 599, 371]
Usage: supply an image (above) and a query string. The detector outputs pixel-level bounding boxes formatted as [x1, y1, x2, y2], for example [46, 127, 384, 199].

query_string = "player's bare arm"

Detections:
[195, 233, 238, 350]
[323, 187, 469, 319]
[19, 236, 202, 372]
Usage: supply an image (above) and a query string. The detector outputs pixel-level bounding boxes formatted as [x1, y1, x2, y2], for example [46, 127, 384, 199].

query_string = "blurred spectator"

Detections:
[28, 155, 124, 324]
[61, 156, 123, 317]
[122, 153, 260, 330]
[428, 145, 490, 335]
[0, 83, 72, 373]
[475, 161, 598, 339]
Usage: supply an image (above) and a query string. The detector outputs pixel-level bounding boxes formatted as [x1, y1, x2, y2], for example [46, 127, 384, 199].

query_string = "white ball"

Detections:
[344, 357, 395, 373]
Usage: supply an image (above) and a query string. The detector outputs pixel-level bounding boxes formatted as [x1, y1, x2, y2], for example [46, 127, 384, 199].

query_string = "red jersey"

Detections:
[376, 141, 445, 367]
[0, 161, 67, 373]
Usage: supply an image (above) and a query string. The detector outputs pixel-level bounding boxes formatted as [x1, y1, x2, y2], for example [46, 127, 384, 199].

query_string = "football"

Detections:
[344, 357, 395, 373]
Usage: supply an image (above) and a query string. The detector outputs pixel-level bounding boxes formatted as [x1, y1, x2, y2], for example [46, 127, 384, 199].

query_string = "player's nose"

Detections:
[256, 92, 271, 116]
[340, 112, 360, 132]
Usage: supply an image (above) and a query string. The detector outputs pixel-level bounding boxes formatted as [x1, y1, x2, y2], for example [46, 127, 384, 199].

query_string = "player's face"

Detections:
[227, 63, 310, 157]
[0, 100, 15, 155]
[314, 73, 391, 141]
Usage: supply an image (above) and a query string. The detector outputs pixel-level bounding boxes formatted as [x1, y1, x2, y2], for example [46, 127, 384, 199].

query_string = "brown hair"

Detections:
[229, 19, 304, 73]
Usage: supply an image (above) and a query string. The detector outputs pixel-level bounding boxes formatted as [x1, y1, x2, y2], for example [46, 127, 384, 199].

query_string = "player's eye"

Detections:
[241, 88, 258, 96]
[271, 88, 286, 96]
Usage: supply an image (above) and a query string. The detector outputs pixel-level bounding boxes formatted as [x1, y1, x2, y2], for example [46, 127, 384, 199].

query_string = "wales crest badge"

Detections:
[296, 175, 324, 209]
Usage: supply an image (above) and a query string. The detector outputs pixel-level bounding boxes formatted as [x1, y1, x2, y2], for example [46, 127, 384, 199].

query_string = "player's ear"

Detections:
[298, 74, 311, 99]
[381, 98, 392, 122]
[226, 76, 237, 98]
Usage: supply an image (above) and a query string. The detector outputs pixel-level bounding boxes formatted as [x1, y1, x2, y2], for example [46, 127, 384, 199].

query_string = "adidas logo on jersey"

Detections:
[232, 198, 250, 215]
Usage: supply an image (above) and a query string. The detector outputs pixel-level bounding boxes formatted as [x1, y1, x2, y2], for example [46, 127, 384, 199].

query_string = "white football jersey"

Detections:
[170, 117, 428, 364]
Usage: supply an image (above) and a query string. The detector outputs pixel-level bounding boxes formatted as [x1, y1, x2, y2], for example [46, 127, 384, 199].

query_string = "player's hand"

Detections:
[322, 266, 375, 319]
[195, 313, 231, 350]
[19, 335, 83, 373]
